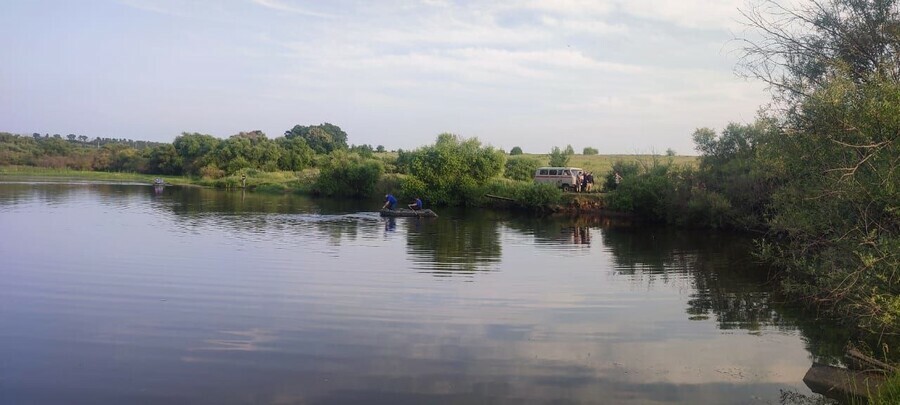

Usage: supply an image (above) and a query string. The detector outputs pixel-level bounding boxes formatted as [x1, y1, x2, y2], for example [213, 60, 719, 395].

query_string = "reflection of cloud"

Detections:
[1, 185, 832, 404]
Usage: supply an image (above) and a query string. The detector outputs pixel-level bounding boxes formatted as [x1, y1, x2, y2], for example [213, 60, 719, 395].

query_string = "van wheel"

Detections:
[562, 185, 571, 192]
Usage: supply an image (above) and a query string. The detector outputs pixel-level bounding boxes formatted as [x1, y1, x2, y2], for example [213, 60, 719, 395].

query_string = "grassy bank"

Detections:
[0, 164, 578, 211]
[0, 165, 195, 185]
[0, 165, 315, 192]
[514, 153, 697, 174]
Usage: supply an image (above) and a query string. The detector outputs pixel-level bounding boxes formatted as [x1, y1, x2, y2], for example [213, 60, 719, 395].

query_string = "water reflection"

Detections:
[502, 215, 599, 248]
[405, 210, 502, 275]
[599, 225, 855, 362]
[0, 183, 858, 404]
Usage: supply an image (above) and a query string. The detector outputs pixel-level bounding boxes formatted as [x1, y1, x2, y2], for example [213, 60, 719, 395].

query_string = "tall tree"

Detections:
[739, 0, 900, 333]
[173, 132, 220, 175]
[548, 146, 570, 167]
[284, 123, 348, 154]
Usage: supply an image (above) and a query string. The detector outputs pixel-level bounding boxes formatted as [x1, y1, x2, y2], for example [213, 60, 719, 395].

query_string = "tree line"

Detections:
[603, 0, 899, 337]
[0, 123, 386, 177]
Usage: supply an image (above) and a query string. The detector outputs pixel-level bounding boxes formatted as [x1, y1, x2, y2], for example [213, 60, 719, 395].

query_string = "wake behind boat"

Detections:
[379, 208, 438, 218]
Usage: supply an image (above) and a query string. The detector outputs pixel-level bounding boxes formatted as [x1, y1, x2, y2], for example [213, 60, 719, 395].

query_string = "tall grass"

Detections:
[0, 165, 193, 185]
[869, 372, 900, 405]
[514, 153, 697, 175]
[479, 178, 562, 209]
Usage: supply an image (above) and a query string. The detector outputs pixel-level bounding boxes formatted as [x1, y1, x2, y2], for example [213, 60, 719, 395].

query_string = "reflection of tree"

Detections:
[501, 215, 605, 246]
[600, 225, 851, 362]
[153, 187, 385, 245]
[163, 187, 320, 216]
[0, 182, 126, 208]
[404, 210, 501, 276]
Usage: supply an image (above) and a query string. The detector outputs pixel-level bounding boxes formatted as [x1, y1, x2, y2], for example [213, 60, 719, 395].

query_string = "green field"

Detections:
[0, 166, 195, 185]
[512, 153, 698, 175]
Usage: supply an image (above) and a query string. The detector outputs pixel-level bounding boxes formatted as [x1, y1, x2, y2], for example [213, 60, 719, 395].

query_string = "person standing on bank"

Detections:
[383, 194, 398, 210]
[408, 196, 423, 211]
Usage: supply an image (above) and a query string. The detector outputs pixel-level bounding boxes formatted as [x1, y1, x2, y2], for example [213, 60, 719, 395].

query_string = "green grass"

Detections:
[0, 165, 194, 185]
[195, 169, 315, 193]
[869, 371, 900, 405]
[515, 153, 697, 175]
[0, 166, 315, 194]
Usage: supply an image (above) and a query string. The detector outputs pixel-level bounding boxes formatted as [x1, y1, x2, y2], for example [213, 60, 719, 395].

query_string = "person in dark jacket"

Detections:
[408, 196, 423, 210]
[383, 194, 398, 210]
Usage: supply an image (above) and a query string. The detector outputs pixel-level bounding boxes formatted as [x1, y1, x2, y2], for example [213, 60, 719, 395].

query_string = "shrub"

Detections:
[481, 178, 562, 208]
[510, 146, 523, 155]
[683, 188, 733, 229]
[375, 173, 405, 197]
[602, 160, 641, 191]
[400, 133, 505, 206]
[583, 147, 598, 155]
[314, 151, 384, 198]
[199, 164, 225, 179]
[504, 156, 541, 181]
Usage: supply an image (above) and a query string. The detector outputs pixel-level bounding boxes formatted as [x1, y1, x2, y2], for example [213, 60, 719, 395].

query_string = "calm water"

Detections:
[0, 183, 845, 404]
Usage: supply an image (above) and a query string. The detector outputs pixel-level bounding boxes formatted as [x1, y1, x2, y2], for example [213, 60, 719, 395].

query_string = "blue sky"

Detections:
[1, 0, 769, 154]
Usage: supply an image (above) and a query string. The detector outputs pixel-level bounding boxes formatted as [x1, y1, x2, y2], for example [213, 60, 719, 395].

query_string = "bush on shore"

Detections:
[314, 151, 384, 198]
[397, 133, 505, 206]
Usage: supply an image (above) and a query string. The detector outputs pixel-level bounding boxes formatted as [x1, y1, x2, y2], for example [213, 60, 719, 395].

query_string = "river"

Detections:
[0, 183, 847, 404]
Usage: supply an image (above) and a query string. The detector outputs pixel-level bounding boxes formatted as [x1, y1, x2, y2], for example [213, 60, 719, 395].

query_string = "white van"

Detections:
[534, 167, 583, 191]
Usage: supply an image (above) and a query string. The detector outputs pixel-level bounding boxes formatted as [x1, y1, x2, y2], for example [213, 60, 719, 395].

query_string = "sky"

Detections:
[1, 0, 772, 154]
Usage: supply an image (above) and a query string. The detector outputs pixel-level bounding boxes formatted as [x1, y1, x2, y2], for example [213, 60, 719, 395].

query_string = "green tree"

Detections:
[173, 132, 220, 175]
[504, 156, 542, 181]
[400, 133, 506, 206]
[740, 0, 900, 106]
[738, 0, 900, 334]
[39, 137, 72, 156]
[564, 144, 575, 155]
[350, 144, 375, 158]
[284, 123, 348, 154]
[692, 121, 780, 229]
[275, 136, 314, 171]
[583, 147, 598, 155]
[213, 136, 253, 174]
[510, 146, 523, 155]
[147, 144, 183, 175]
[548, 146, 570, 167]
[315, 151, 384, 198]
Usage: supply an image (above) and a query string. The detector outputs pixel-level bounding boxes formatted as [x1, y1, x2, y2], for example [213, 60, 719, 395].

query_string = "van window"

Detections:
[563, 170, 570, 175]
[539, 169, 548, 175]
[549, 169, 558, 175]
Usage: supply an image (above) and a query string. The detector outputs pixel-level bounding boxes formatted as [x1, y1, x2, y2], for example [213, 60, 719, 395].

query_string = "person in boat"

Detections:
[408, 196, 423, 211]
[382, 193, 398, 210]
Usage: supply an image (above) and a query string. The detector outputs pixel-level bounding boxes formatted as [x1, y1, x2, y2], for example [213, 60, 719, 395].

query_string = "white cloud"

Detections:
[541, 16, 629, 35]
[524, 0, 616, 16]
[250, 0, 332, 17]
[116, 0, 188, 16]
[9, 0, 771, 153]
[618, 0, 746, 30]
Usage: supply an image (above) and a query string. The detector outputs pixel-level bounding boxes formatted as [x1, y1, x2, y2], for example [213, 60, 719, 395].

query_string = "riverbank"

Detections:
[0, 166, 196, 185]
[1, 166, 598, 213]
[0, 166, 314, 192]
